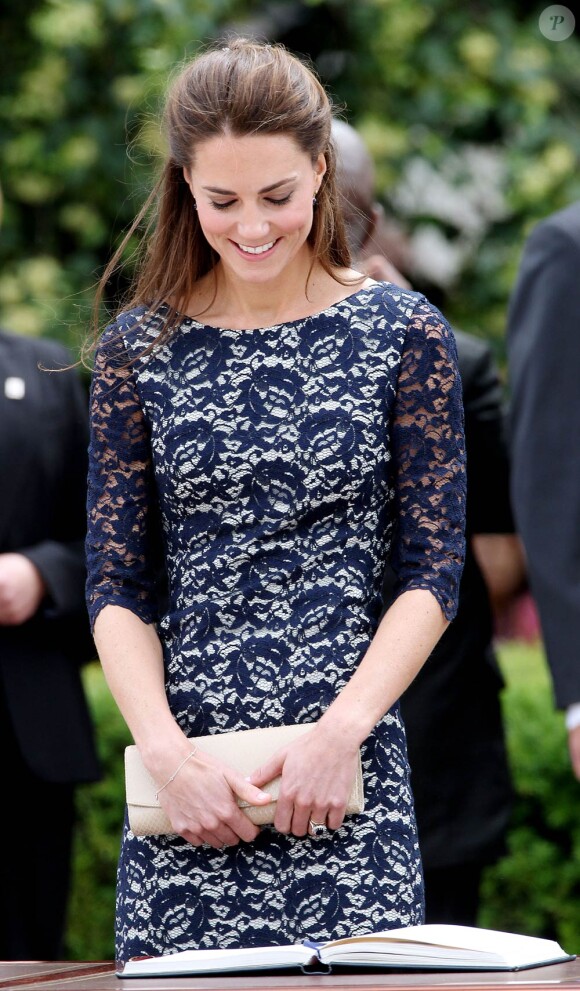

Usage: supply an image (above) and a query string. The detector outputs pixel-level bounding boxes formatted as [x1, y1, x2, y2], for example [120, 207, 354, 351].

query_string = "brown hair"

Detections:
[90, 38, 351, 352]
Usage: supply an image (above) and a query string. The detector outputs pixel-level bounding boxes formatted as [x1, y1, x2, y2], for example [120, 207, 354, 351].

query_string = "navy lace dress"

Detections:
[86, 282, 465, 962]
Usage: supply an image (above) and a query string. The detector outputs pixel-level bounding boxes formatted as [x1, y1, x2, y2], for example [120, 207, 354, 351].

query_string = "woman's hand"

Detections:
[248, 723, 360, 837]
[155, 748, 272, 849]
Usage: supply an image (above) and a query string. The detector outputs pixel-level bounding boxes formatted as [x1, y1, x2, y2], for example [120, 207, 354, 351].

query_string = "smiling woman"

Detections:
[85, 38, 466, 965]
[180, 132, 328, 318]
[88, 39, 356, 342]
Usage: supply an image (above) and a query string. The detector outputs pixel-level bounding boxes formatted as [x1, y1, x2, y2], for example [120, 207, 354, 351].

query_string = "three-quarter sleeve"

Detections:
[85, 327, 159, 631]
[389, 299, 466, 620]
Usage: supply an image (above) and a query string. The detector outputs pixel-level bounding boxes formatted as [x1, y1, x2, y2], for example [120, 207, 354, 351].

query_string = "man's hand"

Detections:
[568, 725, 580, 781]
[0, 553, 46, 625]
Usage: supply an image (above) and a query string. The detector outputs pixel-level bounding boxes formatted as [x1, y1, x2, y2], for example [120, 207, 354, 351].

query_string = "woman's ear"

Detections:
[314, 153, 327, 190]
[183, 167, 194, 195]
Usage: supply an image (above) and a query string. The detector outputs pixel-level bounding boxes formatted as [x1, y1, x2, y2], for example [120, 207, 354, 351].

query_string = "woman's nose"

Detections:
[237, 208, 270, 240]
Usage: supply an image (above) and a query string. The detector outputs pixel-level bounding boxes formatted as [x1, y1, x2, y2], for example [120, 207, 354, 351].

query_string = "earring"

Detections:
[192, 199, 198, 211]
[313, 195, 317, 207]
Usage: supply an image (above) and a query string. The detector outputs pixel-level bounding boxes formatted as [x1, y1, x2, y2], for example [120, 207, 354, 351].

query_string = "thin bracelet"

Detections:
[155, 747, 198, 801]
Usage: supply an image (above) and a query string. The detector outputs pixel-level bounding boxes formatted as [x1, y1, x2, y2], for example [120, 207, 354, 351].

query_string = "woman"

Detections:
[86, 39, 466, 962]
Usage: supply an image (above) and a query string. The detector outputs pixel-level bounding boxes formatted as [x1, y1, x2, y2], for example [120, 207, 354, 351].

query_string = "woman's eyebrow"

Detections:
[202, 175, 299, 195]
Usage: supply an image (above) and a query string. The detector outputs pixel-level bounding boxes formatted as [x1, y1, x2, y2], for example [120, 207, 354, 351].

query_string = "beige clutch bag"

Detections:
[125, 723, 365, 836]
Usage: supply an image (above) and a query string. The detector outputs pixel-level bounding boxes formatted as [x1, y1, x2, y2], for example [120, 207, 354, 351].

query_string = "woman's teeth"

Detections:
[237, 240, 276, 254]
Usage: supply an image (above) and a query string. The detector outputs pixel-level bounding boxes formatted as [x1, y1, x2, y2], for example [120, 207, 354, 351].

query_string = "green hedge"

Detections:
[67, 641, 580, 960]
[480, 641, 580, 952]
[66, 664, 130, 961]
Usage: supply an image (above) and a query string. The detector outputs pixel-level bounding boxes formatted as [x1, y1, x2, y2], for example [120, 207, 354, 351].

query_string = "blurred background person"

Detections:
[332, 120, 413, 287]
[0, 185, 100, 960]
[333, 118, 524, 925]
[507, 201, 580, 782]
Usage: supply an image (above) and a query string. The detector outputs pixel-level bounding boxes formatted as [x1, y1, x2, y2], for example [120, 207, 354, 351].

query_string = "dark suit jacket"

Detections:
[388, 329, 513, 870]
[508, 202, 580, 708]
[0, 330, 100, 783]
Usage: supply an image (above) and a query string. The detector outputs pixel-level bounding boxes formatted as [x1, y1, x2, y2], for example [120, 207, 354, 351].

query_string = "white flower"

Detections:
[391, 144, 510, 287]
[410, 225, 465, 288]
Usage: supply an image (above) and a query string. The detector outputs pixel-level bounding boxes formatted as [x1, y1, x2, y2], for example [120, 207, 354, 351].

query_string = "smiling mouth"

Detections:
[236, 239, 277, 255]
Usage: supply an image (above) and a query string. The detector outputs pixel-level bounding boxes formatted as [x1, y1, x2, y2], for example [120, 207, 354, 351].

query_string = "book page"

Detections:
[317, 925, 570, 969]
[121, 942, 312, 977]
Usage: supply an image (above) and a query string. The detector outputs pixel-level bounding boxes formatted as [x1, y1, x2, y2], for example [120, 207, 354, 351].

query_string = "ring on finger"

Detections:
[308, 817, 330, 838]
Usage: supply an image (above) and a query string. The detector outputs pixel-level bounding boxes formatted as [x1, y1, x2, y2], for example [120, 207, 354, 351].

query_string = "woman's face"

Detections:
[183, 132, 326, 286]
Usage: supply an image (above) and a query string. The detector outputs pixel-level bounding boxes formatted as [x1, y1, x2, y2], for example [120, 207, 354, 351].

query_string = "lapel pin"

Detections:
[4, 376, 26, 400]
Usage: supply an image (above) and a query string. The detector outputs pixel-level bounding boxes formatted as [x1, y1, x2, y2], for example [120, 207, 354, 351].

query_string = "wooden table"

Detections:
[1, 960, 579, 991]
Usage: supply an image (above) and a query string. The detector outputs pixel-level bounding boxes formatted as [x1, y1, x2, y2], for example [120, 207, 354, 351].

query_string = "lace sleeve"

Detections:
[85, 326, 159, 631]
[389, 299, 466, 620]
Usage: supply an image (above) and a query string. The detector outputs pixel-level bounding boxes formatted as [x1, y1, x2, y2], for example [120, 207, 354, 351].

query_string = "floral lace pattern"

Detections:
[86, 282, 465, 961]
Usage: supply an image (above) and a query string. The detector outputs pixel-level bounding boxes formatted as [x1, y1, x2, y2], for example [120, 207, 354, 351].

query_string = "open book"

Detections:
[119, 924, 574, 977]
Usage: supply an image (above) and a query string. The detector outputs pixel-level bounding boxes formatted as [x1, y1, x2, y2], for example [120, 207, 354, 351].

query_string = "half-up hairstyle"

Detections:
[90, 39, 351, 351]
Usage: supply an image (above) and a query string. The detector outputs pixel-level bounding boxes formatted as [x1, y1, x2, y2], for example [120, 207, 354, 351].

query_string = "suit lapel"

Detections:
[0, 335, 38, 550]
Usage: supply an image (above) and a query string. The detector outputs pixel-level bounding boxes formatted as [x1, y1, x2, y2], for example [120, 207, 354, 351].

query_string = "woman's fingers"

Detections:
[180, 807, 256, 847]
[183, 775, 271, 845]
[228, 806, 262, 843]
[230, 772, 273, 808]
[181, 830, 203, 846]
[204, 823, 241, 848]
[166, 736, 353, 844]
[273, 789, 298, 835]
[248, 752, 285, 790]
[325, 802, 346, 832]
[225, 771, 272, 841]
[305, 799, 346, 835]
[182, 828, 235, 849]
[269, 733, 354, 836]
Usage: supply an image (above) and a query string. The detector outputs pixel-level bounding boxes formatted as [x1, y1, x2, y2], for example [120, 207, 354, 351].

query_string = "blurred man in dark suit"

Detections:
[333, 119, 521, 924]
[508, 202, 580, 780]
[0, 190, 100, 960]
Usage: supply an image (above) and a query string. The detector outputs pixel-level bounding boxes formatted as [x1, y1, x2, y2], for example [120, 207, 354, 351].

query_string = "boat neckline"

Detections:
[153, 281, 392, 335]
